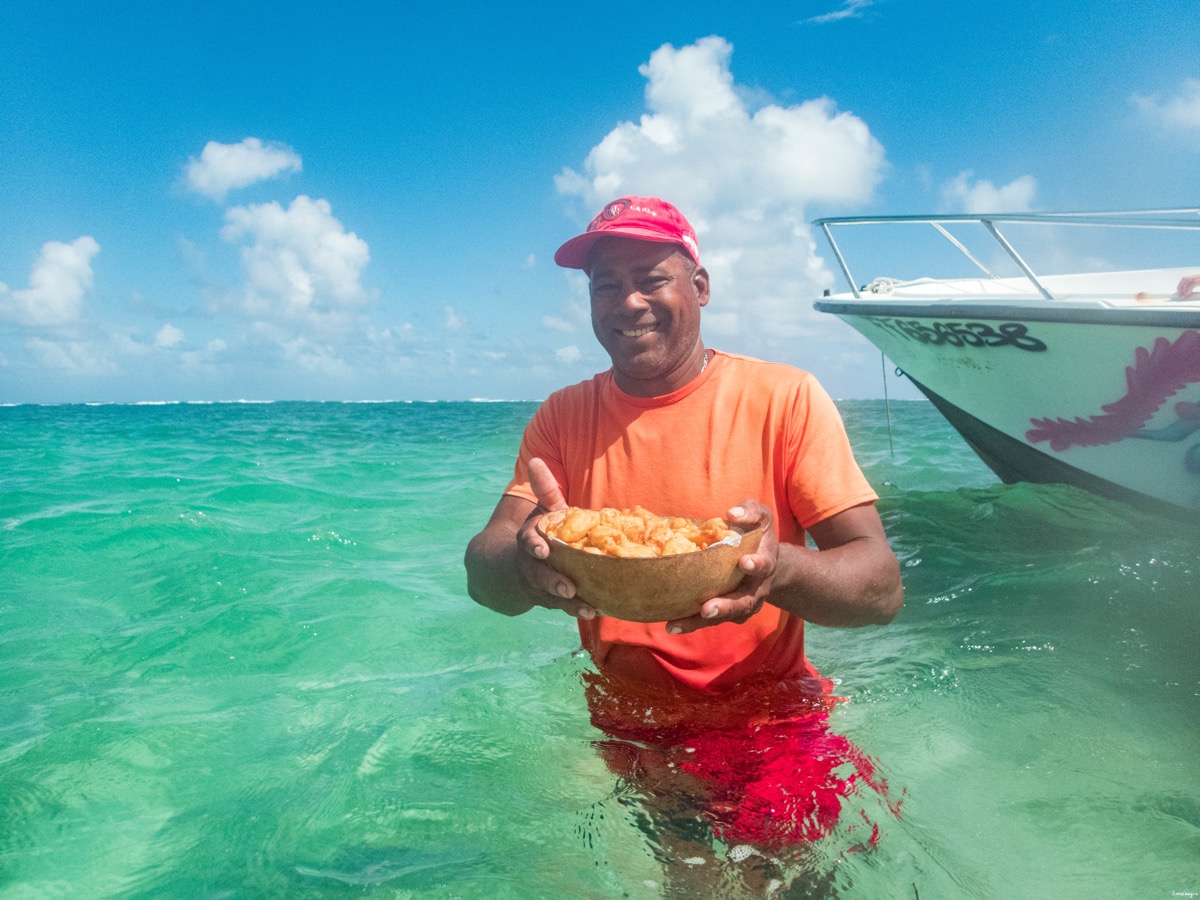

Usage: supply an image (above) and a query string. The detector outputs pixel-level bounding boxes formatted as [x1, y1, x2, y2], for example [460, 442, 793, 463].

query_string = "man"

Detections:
[464, 196, 903, 861]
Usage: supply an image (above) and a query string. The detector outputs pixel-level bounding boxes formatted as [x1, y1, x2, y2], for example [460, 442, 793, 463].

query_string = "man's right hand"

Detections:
[465, 457, 596, 620]
[516, 457, 567, 560]
[516, 458, 595, 619]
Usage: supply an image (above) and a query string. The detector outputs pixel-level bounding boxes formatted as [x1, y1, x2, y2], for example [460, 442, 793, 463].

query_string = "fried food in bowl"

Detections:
[537, 506, 764, 623]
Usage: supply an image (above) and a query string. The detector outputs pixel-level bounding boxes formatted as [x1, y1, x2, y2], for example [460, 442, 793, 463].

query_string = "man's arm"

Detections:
[776, 503, 904, 626]
[463, 460, 597, 620]
[668, 501, 903, 634]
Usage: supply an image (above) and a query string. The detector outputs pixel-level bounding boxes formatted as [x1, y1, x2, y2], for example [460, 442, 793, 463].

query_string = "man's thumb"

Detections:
[528, 458, 568, 511]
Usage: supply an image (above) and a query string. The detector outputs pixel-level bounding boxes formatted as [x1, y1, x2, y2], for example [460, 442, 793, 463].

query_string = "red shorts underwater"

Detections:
[583, 670, 898, 851]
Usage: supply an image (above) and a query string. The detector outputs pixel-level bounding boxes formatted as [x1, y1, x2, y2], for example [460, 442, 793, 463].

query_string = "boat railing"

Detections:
[814, 208, 1200, 301]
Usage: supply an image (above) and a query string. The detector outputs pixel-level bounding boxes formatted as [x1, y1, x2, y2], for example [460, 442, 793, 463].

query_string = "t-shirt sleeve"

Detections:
[503, 397, 569, 506]
[786, 375, 879, 529]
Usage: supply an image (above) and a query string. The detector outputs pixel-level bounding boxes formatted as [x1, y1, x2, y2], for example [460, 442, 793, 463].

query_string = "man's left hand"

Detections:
[665, 500, 777, 634]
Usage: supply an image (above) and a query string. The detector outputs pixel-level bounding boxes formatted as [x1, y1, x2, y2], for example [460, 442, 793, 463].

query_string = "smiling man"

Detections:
[463, 196, 903, 867]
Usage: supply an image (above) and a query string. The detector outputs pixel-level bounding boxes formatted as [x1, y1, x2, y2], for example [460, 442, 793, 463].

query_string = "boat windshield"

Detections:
[814, 209, 1200, 303]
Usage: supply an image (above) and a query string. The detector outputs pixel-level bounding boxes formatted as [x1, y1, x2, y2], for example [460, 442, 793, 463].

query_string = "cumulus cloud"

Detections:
[221, 195, 371, 321]
[555, 345, 582, 364]
[185, 137, 303, 201]
[1133, 78, 1200, 133]
[444, 306, 464, 331]
[0, 236, 100, 327]
[554, 36, 886, 350]
[942, 172, 1038, 213]
[155, 324, 185, 348]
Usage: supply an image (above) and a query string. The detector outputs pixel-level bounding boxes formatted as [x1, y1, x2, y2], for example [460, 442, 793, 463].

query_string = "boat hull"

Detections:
[816, 302, 1200, 514]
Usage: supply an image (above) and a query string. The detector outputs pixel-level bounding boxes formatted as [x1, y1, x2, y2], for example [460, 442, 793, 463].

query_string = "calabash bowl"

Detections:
[536, 509, 764, 623]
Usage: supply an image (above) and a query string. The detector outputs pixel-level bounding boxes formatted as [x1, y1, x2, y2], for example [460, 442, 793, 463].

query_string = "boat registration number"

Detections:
[871, 319, 1047, 351]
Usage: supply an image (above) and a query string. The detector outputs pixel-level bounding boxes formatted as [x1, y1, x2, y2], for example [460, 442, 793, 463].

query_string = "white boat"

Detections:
[813, 209, 1200, 515]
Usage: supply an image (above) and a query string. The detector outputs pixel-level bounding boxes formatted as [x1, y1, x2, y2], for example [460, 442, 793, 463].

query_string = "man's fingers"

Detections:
[518, 459, 565, 560]
[519, 558, 567, 595]
[556, 598, 597, 620]
[737, 545, 777, 577]
[666, 595, 758, 633]
[512, 463, 592, 622]
[528, 458, 568, 511]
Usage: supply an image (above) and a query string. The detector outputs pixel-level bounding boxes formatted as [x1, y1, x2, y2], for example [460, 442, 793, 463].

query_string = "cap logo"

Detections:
[602, 199, 630, 221]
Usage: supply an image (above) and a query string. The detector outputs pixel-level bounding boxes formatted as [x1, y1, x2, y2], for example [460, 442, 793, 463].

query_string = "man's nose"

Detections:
[619, 285, 651, 310]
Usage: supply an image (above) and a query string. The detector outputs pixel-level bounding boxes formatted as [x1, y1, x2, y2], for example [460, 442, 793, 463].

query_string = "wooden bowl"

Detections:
[537, 510, 764, 623]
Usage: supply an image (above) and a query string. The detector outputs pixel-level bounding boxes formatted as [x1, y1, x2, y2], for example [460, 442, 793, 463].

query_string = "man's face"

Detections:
[587, 237, 710, 397]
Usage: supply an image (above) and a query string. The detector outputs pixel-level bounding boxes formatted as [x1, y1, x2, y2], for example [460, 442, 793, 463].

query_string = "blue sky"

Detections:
[1, 1, 1197, 404]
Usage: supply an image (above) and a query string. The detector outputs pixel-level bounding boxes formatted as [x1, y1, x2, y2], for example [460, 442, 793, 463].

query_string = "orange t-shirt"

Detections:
[504, 350, 878, 694]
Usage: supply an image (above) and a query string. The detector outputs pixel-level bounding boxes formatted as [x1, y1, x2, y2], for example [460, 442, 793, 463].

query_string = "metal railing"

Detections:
[814, 208, 1200, 301]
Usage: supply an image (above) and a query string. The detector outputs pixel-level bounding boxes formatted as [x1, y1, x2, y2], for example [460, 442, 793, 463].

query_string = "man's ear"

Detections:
[693, 266, 711, 307]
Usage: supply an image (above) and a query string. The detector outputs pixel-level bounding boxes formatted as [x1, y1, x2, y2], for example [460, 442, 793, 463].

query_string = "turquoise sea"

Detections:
[1, 399, 1197, 899]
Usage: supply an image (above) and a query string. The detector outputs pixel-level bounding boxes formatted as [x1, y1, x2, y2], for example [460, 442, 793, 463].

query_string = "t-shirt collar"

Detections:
[606, 350, 719, 408]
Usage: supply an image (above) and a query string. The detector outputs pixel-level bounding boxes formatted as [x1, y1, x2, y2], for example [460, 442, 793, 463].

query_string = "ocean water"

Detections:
[1, 399, 1197, 899]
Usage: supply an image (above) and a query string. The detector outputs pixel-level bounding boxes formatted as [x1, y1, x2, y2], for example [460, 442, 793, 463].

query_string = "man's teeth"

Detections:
[621, 326, 654, 337]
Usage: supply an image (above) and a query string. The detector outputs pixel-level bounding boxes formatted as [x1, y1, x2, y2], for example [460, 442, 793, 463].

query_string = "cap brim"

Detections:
[552, 232, 604, 270]
[553, 228, 695, 270]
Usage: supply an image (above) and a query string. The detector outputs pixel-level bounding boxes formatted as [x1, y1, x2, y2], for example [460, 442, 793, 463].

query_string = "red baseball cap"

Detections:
[554, 196, 700, 270]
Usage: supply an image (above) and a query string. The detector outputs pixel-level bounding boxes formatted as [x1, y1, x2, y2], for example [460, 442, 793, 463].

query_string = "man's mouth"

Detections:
[620, 325, 655, 338]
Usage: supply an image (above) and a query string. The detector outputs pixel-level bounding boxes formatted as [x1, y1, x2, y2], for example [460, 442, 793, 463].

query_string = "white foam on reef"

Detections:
[2, 397, 545, 407]
[32, 399, 287, 407]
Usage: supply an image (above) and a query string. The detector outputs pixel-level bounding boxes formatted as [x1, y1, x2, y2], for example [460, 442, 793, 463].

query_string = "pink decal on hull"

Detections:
[1026, 330, 1200, 451]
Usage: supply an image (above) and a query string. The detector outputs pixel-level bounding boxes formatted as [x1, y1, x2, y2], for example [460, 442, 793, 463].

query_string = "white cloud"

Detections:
[185, 137, 302, 201]
[554, 36, 886, 349]
[25, 336, 115, 373]
[542, 297, 589, 333]
[246, 322, 350, 378]
[279, 336, 350, 377]
[555, 345, 582, 364]
[444, 306, 464, 330]
[542, 315, 575, 333]
[109, 331, 151, 358]
[1133, 78, 1200, 133]
[942, 172, 1038, 213]
[802, 0, 875, 24]
[221, 195, 371, 321]
[155, 324, 185, 348]
[0, 236, 100, 327]
[179, 338, 227, 370]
